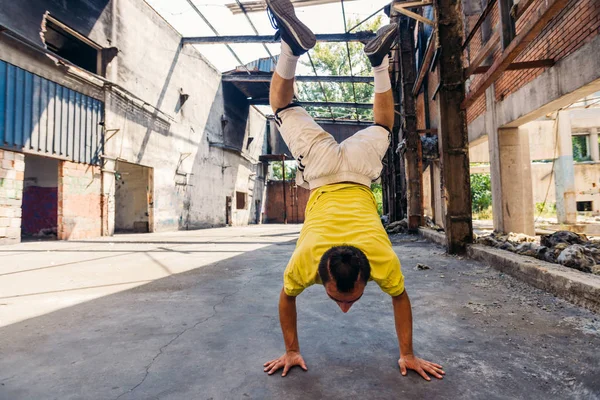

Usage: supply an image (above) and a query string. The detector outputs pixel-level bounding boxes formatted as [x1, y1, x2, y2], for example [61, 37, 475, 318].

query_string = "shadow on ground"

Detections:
[0, 234, 599, 400]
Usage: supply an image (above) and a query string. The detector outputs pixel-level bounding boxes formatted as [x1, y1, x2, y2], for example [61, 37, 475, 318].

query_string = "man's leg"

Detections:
[267, 0, 316, 112]
[365, 24, 398, 131]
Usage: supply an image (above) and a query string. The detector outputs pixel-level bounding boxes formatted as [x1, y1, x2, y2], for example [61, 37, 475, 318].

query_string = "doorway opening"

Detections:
[114, 161, 153, 233]
[21, 154, 59, 240]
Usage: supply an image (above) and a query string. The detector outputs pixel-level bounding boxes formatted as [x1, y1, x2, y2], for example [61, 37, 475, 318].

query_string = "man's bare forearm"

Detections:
[392, 290, 414, 357]
[279, 288, 300, 352]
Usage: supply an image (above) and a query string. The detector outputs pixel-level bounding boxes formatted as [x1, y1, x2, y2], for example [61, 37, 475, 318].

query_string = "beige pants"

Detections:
[275, 105, 390, 190]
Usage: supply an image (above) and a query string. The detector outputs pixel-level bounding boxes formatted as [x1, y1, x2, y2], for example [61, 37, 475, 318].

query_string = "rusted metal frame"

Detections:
[463, 26, 500, 78]
[393, 4, 434, 26]
[222, 74, 374, 82]
[471, 58, 554, 74]
[462, 0, 498, 51]
[184, 0, 250, 75]
[235, 0, 277, 65]
[412, 30, 437, 96]
[347, 3, 388, 32]
[282, 154, 287, 224]
[341, 0, 360, 121]
[398, 16, 423, 231]
[463, 0, 570, 108]
[182, 32, 376, 44]
[307, 51, 336, 120]
[434, 0, 473, 253]
[514, 0, 535, 20]
[248, 99, 374, 108]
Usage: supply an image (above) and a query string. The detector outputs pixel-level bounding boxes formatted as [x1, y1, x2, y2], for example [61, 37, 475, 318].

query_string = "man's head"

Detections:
[318, 245, 370, 313]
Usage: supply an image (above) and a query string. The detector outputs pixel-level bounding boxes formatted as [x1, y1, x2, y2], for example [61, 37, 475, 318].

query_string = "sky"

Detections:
[144, 0, 391, 73]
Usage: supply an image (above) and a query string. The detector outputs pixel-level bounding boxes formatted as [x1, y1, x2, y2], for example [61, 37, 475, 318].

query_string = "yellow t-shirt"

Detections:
[283, 183, 404, 297]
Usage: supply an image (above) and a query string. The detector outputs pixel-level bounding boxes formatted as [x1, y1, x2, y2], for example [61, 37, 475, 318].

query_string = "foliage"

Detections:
[572, 135, 591, 162]
[271, 161, 297, 180]
[472, 206, 493, 221]
[470, 173, 492, 213]
[535, 202, 557, 217]
[371, 183, 383, 216]
[298, 16, 383, 121]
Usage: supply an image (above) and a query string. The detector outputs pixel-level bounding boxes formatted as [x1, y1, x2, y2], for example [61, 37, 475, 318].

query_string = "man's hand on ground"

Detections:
[263, 351, 308, 377]
[398, 354, 445, 381]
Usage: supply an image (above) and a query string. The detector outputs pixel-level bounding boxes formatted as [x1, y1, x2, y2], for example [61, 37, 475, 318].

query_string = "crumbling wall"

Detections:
[0, 150, 25, 245]
[58, 162, 103, 240]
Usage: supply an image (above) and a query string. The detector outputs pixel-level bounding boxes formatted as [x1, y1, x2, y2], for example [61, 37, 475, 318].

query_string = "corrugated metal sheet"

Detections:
[0, 59, 104, 164]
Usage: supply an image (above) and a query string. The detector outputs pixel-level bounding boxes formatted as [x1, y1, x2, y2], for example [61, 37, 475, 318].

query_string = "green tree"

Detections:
[470, 173, 492, 213]
[271, 161, 297, 180]
[298, 16, 383, 121]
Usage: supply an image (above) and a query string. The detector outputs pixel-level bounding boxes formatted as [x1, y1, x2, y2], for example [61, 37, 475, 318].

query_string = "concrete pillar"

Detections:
[490, 127, 535, 235]
[590, 128, 599, 162]
[102, 157, 116, 236]
[554, 111, 577, 224]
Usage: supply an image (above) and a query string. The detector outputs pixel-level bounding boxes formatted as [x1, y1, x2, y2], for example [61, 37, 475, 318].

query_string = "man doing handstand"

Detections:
[263, 0, 444, 381]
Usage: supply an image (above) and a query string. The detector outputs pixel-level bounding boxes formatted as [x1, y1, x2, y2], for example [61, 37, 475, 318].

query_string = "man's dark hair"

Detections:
[318, 245, 370, 293]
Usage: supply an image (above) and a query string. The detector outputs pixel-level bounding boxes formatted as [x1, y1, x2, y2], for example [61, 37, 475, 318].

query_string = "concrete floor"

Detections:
[0, 226, 599, 400]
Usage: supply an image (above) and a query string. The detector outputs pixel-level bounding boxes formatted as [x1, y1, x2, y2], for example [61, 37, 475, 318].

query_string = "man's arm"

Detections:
[393, 290, 445, 381]
[263, 288, 308, 377]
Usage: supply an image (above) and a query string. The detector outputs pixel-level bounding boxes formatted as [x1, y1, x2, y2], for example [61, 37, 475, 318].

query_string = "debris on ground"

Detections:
[476, 230, 600, 274]
[415, 263, 431, 270]
[424, 216, 444, 232]
[385, 219, 408, 234]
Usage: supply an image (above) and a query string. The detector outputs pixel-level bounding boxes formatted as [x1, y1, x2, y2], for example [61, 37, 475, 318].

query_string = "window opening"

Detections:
[43, 15, 101, 75]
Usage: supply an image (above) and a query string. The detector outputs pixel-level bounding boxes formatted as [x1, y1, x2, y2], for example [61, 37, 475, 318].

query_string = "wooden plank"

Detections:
[464, 27, 500, 78]
[471, 59, 554, 74]
[393, 4, 434, 26]
[462, 0, 497, 50]
[412, 31, 437, 96]
[463, 0, 570, 109]
[182, 32, 376, 44]
[395, 1, 432, 8]
[222, 74, 374, 83]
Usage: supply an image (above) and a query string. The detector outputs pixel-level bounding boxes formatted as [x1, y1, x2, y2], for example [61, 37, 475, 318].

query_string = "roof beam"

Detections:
[462, 0, 569, 108]
[222, 75, 374, 83]
[182, 32, 376, 44]
[248, 99, 373, 109]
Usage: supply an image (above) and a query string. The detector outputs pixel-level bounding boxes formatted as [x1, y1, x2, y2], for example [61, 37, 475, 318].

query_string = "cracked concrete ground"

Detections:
[0, 226, 599, 400]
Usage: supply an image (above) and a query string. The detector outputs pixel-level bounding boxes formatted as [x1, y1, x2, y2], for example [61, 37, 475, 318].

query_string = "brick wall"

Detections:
[0, 150, 24, 245]
[58, 161, 103, 240]
[464, 0, 600, 111]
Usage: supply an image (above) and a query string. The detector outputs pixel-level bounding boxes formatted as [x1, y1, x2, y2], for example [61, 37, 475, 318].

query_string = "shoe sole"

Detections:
[364, 24, 398, 56]
[266, 0, 316, 51]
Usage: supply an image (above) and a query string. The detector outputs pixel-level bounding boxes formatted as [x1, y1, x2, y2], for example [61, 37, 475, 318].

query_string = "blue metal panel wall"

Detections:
[0, 60, 103, 164]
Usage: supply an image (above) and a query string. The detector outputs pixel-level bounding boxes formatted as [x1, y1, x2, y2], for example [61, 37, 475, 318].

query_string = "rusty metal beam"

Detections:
[463, 0, 569, 108]
[434, 0, 473, 253]
[464, 26, 500, 77]
[398, 16, 423, 232]
[222, 74, 374, 83]
[462, 0, 497, 50]
[182, 32, 376, 44]
[248, 99, 374, 108]
[471, 59, 554, 74]
[412, 31, 437, 95]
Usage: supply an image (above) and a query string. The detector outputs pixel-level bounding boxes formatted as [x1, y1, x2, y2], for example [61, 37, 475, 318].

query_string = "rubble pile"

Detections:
[385, 219, 408, 234]
[476, 231, 600, 275]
